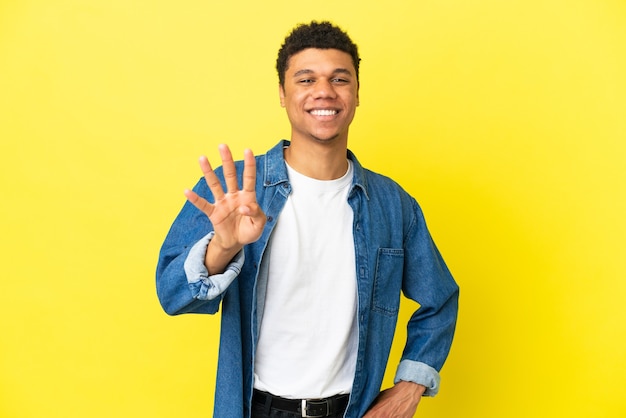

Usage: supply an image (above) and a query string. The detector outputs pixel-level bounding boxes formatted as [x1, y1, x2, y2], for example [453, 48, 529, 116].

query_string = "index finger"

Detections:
[199, 155, 225, 201]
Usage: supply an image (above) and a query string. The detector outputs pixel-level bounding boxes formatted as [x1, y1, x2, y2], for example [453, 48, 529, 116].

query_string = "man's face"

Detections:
[279, 48, 359, 145]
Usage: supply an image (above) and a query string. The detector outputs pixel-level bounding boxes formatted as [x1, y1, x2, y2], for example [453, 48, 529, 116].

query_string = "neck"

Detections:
[284, 138, 348, 180]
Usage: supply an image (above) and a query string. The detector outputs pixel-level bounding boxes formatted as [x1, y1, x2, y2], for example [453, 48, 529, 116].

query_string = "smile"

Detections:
[309, 109, 338, 116]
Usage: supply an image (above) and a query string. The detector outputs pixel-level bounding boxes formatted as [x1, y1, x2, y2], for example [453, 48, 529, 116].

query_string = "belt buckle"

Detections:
[301, 399, 329, 418]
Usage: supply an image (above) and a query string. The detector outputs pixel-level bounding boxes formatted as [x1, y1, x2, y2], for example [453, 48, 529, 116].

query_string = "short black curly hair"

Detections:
[276, 21, 361, 87]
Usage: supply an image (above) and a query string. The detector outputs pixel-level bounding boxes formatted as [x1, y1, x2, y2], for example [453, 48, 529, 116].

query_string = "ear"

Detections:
[356, 83, 360, 107]
[279, 84, 286, 107]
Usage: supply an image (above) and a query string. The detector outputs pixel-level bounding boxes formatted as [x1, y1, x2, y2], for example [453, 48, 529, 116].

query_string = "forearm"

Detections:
[205, 235, 243, 275]
[157, 242, 221, 315]
[184, 232, 244, 301]
[392, 380, 426, 402]
[363, 381, 426, 417]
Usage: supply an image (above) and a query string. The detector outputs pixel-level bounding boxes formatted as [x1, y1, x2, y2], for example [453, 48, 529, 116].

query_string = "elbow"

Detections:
[155, 276, 187, 316]
[156, 284, 220, 316]
[156, 289, 183, 316]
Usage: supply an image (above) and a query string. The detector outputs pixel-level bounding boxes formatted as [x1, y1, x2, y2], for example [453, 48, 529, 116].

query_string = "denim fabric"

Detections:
[156, 140, 459, 418]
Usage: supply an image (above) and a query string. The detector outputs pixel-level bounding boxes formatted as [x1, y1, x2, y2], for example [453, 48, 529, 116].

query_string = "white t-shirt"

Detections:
[253, 160, 358, 399]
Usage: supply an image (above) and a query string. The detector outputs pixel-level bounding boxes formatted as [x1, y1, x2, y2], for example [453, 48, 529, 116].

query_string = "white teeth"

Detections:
[310, 109, 337, 116]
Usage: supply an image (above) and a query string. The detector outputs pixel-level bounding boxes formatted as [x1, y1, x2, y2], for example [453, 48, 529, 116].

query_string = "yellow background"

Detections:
[1, 0, 625, 416]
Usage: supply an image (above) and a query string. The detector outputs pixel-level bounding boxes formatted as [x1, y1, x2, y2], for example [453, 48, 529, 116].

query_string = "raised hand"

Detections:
[184, 144, 266, 274]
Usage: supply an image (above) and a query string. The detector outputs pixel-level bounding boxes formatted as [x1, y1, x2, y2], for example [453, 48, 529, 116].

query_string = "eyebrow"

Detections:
[292, 68, 353, 78]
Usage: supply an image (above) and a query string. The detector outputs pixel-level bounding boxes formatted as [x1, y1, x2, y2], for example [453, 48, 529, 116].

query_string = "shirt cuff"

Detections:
[183, 232, 245, 300]
[394, 359, 441, 397]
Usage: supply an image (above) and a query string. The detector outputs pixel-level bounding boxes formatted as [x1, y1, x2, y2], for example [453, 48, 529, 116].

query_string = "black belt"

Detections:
[253, 389, 349, 417]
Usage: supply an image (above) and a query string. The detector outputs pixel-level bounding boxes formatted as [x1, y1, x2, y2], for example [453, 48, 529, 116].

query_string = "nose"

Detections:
[312, 79, 337, 99]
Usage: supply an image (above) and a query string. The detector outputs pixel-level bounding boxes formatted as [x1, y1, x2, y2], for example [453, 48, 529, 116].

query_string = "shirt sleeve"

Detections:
[394, 359, 441, 396]
[397, 199, 459, 397]
[156, 171, 245, 316]
[184, 231, 245, 300]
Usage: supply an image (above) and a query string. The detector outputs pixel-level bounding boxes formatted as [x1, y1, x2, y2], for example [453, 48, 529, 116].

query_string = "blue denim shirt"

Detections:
[156, 140, 459, 418]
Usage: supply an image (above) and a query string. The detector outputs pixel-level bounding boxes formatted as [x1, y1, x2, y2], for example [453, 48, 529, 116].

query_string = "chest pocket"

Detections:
[372, 248, 404, 316]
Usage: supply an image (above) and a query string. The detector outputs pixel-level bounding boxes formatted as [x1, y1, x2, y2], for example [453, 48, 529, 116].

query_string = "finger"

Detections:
[199, 156, 225, 201]
[184, 188, 215, 216]
[219, 144, 239, 193]
[242, 148, 256, 193]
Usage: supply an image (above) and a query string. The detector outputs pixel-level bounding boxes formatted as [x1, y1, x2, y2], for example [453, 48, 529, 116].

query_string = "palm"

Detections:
[208, 187, 264, 248]
[185, 145, 266, 251]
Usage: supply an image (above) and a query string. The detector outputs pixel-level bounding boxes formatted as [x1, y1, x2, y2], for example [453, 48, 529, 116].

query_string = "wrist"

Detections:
[396, 380, 427, 398]
[206, 236, 242, 275]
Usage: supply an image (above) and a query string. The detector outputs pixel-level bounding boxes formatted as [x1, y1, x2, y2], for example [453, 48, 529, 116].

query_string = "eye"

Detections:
[298, 79, 314, 84]
[331, 78, 349, 84]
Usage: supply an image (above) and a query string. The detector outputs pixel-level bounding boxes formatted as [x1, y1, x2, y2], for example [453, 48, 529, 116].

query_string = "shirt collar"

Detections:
[263, 140, 369, 200]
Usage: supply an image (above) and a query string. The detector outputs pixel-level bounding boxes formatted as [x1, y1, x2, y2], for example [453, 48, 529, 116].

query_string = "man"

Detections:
[156, 21, 458, 418]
